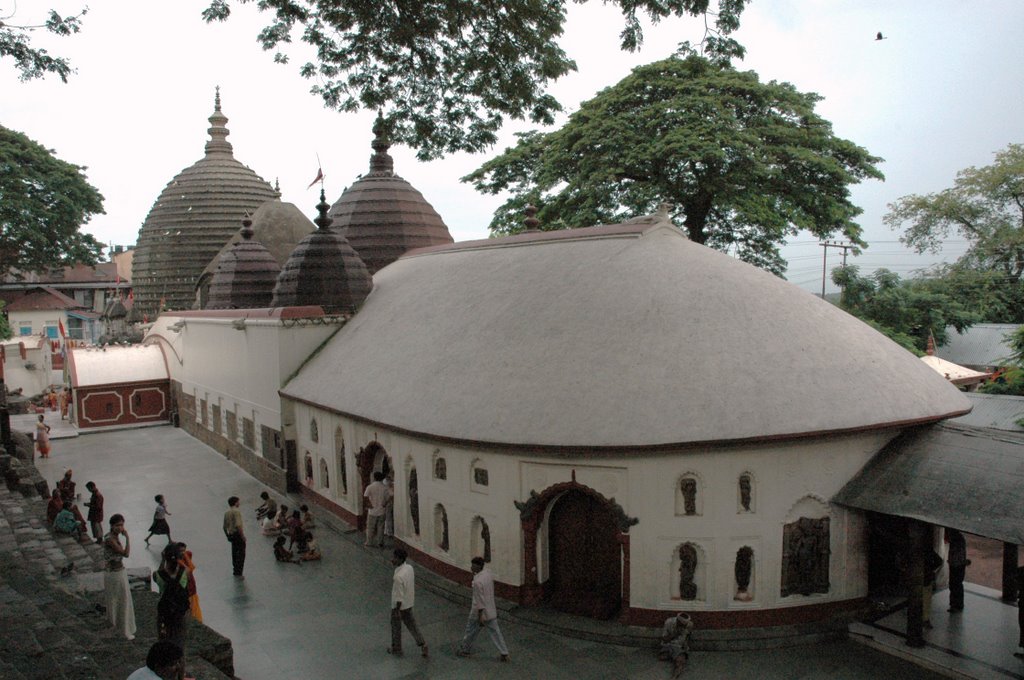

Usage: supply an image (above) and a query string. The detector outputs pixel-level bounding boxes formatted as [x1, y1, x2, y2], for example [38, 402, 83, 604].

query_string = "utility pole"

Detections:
[819, 241, 856, 299]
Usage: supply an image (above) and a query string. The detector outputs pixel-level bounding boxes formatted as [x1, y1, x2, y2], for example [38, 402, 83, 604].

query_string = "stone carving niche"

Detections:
[734, 546, 754, 601]
[781, 516, 830, 597]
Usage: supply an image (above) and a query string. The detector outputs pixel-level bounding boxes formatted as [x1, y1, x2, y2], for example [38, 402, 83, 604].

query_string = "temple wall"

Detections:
[287, 397, 895, 625]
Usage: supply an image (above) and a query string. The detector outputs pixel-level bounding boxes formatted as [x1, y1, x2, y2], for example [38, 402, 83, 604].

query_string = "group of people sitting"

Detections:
[46, 469, 89, 542]
[256, 492, 321, 563]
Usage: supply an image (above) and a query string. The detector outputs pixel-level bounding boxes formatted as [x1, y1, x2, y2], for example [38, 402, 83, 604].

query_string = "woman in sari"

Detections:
[35, 415, 51, 458]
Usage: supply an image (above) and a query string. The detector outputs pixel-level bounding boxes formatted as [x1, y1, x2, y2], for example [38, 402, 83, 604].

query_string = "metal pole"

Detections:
[821, 242, 828, 299]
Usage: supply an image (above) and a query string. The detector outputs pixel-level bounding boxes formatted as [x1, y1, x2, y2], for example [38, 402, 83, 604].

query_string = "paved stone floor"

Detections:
[33, 424, 956, 679]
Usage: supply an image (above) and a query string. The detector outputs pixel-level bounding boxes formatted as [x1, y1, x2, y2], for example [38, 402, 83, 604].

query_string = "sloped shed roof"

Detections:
[938, 324, 1021, 368]
[950, 393, 1024, 432]
[69, 345, 168, 388]
[833, 424, 1024, 544]
[282, 217, 970, 449]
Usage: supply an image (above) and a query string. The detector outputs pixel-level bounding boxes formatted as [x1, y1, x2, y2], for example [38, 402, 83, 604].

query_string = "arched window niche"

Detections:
[738, 472, 755, 513]
[674, 472, 703, 517]
[310, 418, 319, 443]
[304, 452, 314, 486]
[335, 426, 348, 496]
[434, 504, 449, 552]
[781, 496, 831, 598]
[408, 465, 420, 536]
[471, 516, 492, 563]
[319, 458, 329, 489]
[432, 449, 447, 481]
[470, 458, 489, 493]
[672, 542, 707, 602]
[734, 546, 755, 601]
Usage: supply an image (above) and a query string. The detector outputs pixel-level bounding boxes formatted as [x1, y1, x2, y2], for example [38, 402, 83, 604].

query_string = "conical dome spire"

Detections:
[132, 89, 277, 317]
[272, 189, 373, 314]
[328, 117, 453, 275]
[205, 86, 233, 155]
[206, 215, 282, 309]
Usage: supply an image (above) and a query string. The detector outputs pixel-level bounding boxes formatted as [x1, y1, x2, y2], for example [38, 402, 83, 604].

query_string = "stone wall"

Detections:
[171, 381, 286, 493]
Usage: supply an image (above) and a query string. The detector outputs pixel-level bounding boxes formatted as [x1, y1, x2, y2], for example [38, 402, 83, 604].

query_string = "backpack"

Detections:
[157, 568, 191, 617]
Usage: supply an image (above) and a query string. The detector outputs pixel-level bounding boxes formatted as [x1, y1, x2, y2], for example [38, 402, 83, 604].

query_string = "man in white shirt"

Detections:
[363, 471, 390, 547]
[127, 640, 185, 679]
[387, 548, 429, 658]
[660, 612, 694, 678]
[456, 556, 510, 661]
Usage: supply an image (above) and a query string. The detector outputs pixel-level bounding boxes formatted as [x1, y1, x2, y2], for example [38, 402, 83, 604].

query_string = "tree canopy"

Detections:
[979, 326, 1024, 400]
[0, 125, 104, 273]
[830, 265, 979, 354]
[203, 0, 747, 160]
[0, 7, 87, 82]
[886, 143, 1024, 284]
[463, 56, 883, 275]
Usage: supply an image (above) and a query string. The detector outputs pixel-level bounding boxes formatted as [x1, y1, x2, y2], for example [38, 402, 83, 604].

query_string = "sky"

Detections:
[3, 1, 1023, 293]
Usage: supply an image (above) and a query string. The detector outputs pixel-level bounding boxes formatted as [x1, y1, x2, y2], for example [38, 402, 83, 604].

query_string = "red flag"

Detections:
[307, 167, 324, 189]
[58, 319, 66, 339]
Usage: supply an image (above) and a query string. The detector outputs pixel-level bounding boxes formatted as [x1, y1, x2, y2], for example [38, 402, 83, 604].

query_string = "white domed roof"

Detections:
[281, 218, 970, 449]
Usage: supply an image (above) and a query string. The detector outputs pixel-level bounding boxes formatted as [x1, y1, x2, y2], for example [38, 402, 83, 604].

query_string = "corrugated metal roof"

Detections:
[949, 393, 1024, 431]
[833, 424, 1024, 544]
[938, 324, 1021, 367]
[69, 345, 168, 388]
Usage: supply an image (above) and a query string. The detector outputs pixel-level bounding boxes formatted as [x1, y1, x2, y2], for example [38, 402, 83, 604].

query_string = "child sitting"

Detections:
[300, 504, 316, 530]
[297, 530, 322, 561]
[273, 535, 301, 564]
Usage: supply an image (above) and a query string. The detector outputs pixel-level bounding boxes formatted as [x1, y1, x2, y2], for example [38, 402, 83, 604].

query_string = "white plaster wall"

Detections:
[293, 399, 895, 612]
[7, 310, 59, 338]
[2, 341, 51, 395]
[149, 316, 337, 448]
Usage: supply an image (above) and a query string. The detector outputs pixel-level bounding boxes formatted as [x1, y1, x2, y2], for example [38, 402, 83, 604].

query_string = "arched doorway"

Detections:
[545, 489, 622, 619]
[356, 441, 389, 531]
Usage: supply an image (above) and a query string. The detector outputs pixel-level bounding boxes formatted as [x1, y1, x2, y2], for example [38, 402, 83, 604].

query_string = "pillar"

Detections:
[1003, 543, 1019, 602]
[905, 520, 926, 648]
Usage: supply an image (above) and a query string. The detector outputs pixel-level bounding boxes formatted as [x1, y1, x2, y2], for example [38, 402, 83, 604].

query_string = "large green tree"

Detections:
[463, 56, 884, 275]
[203, 0, 747, 160]
[831, 265, 979, 354]
[979, 326, 1024, 400]
[886, 143, 1024, 285]
[0, 7, 87, 82]
[0, 125, 104, 273]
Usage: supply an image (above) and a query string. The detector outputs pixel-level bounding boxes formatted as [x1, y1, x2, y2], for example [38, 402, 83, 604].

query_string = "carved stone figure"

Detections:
[408, 469, 420, 534]
[781, 516, 831, 597]
[734, 546, 753, 601]
[739, 474, 752, 511]
[434, 457, 447, 480]
[680, 478, 697, 516]
[679, 544, 698, 600]
[440, 506, 449, 551]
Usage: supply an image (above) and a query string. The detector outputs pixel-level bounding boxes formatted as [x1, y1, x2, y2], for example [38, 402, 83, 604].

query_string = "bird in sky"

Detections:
[876, 31, 887, 41]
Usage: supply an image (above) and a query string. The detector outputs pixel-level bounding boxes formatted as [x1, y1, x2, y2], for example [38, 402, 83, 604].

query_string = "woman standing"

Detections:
[154, 543, 191, 650]
[145, 494, 173, 545]
[35, 414, 51, 458]
[103, 513, 136, 640]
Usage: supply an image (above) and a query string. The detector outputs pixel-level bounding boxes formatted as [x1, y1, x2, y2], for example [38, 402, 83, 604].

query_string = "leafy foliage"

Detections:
[464, 56, 883, 275]
[913, 264, 1024, 324]
[886, 144, 1024, 284]
[831, 265, 979, 354]
[203, 0, 747, 160]
[979, 327, 1024, 398]
[0, 126, 104, 274]
[0, 7, 87, 82]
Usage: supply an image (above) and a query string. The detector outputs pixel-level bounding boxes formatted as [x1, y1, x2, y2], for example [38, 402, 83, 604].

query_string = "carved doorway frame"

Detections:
[516, 472, 638, 622]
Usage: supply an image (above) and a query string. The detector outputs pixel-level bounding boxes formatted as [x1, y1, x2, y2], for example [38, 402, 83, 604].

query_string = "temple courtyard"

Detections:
[25, 422, 1018, 679]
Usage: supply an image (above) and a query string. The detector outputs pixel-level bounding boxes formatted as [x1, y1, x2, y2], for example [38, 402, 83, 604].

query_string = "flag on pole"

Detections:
[307, 167, 324, 189]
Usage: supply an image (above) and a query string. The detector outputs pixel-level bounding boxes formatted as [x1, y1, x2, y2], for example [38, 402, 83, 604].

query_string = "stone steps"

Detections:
[0, 482, 234, 679]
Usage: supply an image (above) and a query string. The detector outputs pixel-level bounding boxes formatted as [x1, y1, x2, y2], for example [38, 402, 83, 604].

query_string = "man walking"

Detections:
[388, 548, 428, 658]
[84, 481, 104, 543]
[222, 496, 245, 577]
[364, 471, 390, 547]
[456, 556, 510, 661]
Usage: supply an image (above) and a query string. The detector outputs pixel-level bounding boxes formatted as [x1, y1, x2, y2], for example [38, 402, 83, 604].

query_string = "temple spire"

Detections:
[368, 113, 395, 176]
[206, 86, 233, 155]
[314, 189, 333, 230]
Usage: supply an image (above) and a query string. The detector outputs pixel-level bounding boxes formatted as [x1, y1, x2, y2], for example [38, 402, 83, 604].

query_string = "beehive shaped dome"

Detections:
[271, 190, 373, 314]
[206, 217, 282, 309]
[132, 90, 277, 317]
[327, 117, 453, 274]
[196, 197, 316, 308]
